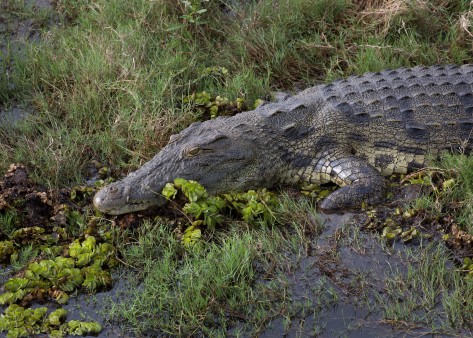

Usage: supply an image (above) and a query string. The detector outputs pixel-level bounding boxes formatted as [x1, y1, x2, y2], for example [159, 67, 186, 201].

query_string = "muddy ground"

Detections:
[0, 0, 55, 126]
[1, 163, 472, 337]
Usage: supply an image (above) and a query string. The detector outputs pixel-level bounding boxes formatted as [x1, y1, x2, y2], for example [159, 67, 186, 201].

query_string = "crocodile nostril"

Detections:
[93, 194, 101, 207]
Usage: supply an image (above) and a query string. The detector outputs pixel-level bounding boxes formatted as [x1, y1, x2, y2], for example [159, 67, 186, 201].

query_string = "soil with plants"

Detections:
[1, 161, 472, 337]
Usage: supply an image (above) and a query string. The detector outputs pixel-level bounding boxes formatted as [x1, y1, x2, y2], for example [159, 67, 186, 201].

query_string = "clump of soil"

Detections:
[0, 164, 71, 233]
[358, 174, 473, 261]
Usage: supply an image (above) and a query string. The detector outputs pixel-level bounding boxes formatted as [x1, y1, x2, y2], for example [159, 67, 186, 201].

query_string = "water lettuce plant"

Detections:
[0, 236, 116, 306]
[0, 240, 14, 262]
[163, 178, 278, 228]
[163, 178, 278, 247]
[0, 304, 101, 338]
[183, 90, 256, 119]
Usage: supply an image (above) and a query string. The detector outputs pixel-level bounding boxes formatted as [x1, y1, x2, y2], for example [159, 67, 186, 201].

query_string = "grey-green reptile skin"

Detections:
[93, 64, 473, 215]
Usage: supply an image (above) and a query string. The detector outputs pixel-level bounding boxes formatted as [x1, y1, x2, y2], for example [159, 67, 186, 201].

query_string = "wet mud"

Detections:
[0, 164, 120, 337]
[256, 213, 419, 338]
[0, 0, 53, 55]
[1, 165, 472, 337]
[0, 0, 55, 127]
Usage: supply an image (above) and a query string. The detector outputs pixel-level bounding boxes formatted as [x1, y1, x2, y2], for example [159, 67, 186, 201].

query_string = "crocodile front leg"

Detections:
[314, 150, 386, 211]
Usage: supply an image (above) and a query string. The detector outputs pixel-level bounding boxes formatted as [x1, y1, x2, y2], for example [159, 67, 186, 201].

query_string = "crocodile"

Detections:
[93, 64, 473, 215]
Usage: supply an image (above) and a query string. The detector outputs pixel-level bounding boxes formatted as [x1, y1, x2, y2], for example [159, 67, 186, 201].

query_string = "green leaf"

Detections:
[401, 227, 418, 242]
[162, 183, 178, 200]
[49, 330, 64, 338]
[0, 241, 15, 261]
[51, 290, 69, 304]
[81, 266, 112, 291]
[182, 225, 202, 248]
[382, 226, 402, 240]
[0, 290, 26, 305]
[65, 320, 102, 335]
[442, 178, 455, 190]
[82, 236, 96, 252]
[4, 278, 30, 292]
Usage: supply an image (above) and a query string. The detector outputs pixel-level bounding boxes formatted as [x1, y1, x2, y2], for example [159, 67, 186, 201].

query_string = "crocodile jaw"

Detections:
[93, 181, 166, 215]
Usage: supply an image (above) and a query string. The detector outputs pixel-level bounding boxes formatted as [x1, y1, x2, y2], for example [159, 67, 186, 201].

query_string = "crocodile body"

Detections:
[94, 64, 473, 215]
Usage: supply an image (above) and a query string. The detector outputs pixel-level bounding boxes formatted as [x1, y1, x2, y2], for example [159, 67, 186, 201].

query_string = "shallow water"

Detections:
[0, 210, 459, 338]
[254, 213, 437, 338]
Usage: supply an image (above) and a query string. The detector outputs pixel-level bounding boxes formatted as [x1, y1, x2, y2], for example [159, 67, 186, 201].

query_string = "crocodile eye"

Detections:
[186, 147, 201, 157]
[169, 134, 180, 143]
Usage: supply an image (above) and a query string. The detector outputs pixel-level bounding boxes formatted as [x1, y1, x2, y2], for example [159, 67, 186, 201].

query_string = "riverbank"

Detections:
[1, 1, 473, 336]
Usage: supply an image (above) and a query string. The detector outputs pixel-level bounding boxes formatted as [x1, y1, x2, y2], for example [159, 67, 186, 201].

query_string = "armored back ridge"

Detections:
[93, 64, 473, 215]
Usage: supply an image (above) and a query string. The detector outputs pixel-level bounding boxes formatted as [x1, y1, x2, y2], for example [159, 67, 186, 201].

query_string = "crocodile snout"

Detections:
[93, 182, 165, 215]
[93, 184, 128, 213]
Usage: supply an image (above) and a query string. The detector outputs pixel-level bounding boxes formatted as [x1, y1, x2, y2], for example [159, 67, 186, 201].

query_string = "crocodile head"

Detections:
[93, 114, 275, 215]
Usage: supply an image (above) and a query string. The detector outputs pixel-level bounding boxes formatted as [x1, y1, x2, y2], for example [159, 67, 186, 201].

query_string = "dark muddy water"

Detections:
[0, 106, 28, 126]
[0, 208, 449, 338]
[256, 214, 409, 338]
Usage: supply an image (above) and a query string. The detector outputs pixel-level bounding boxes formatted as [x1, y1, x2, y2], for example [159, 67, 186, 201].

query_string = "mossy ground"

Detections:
[1, 0, 473, 337]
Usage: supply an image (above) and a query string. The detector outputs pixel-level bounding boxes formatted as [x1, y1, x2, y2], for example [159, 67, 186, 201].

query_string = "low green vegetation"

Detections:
[163, 178, 277, 228]
[0, 305, 102, 338]
[2, 0, 473, 336]
[419, 154, 473, 235]
[107, 193, 332, 336]
[0, 236, 116, 306]
[373, 243, 473, 334]
[1, 0, 472, 185]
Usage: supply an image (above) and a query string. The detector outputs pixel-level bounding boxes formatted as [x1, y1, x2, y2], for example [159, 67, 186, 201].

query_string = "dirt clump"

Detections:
[0, 164, 72, 237]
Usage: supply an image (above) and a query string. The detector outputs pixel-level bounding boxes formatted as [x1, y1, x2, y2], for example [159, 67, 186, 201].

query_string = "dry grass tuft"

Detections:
[458, 1, 473, 38]
[355, 0, 447, 34]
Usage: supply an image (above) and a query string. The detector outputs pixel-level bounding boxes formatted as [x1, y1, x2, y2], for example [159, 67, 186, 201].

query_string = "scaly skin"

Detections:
[93, 64, 473, 215]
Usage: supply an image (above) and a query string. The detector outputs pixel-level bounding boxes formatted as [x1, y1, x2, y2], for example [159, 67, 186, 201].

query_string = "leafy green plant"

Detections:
[65, 320, 102, 336]
[222, 189, 277, 225]
[183, 90, 249, 118]
[163, 178, 227, 230]
[0, 304, 102, 338]
[0, 240, 15, 262]
[181, 222, 203, 248]
[68, 236, 118, 268]
[163, 178, 278, 246]
[0, 236, 116, 306]
[179, 0, 209, 25]
[461, 257, 473, 276]
[299, 182, 337, 201]
[70, 177, 113, 201]
[11, 226, 53, 245]
[364, 207, 421, 243]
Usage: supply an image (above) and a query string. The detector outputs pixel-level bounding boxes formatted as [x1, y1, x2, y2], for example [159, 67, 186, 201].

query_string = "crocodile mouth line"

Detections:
[125, 199, 153, 207]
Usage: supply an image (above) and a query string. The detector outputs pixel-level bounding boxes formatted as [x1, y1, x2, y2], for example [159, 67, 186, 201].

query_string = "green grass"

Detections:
[105, 195, 332, 336]
[435, 154, 473, 235]
[0, 210, 18, 238]
[373, 242, 473, 335]
[407, 154, 473, 235]
[1, 0, 472, 186]
[0, 0, 55, 103]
